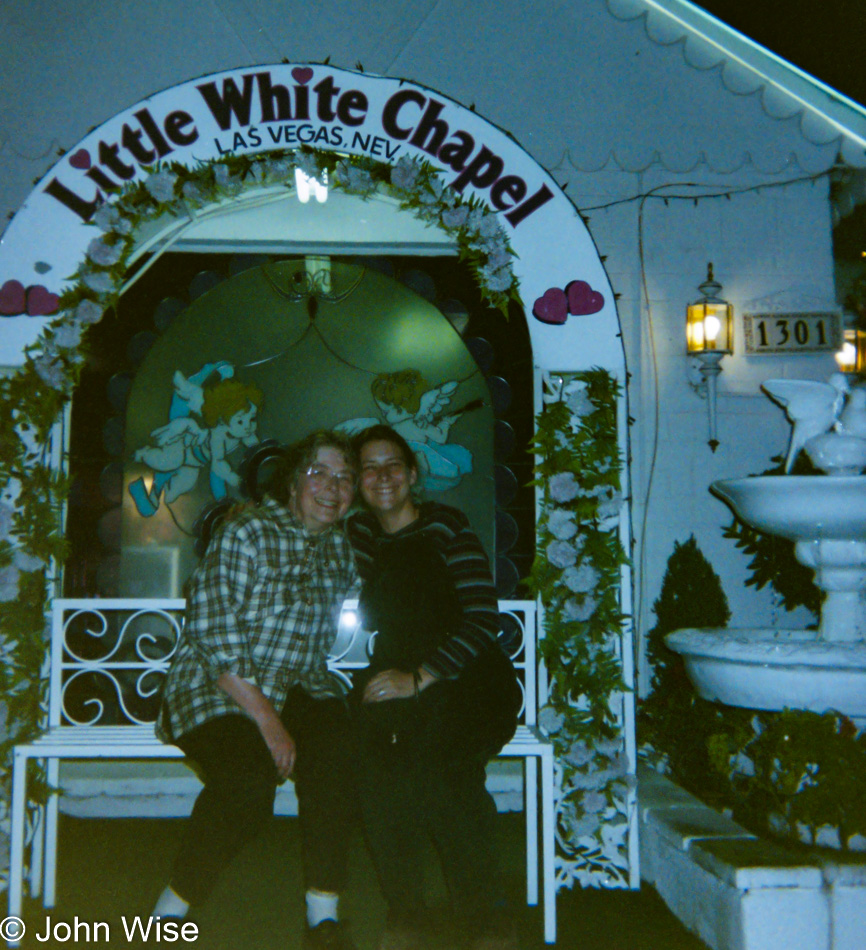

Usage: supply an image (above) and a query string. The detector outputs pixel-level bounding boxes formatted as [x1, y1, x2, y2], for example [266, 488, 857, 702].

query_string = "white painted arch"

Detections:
[0, 64, 638, 897]
[0, 63, 623, 376]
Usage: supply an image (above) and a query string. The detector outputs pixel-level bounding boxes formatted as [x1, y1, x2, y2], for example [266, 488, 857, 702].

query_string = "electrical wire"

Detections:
[580, 170, 830, 214]
[634, 182, 681, 689]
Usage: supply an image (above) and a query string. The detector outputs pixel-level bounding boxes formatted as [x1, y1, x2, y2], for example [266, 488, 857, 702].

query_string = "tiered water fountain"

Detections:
[666, 375, 866, 723]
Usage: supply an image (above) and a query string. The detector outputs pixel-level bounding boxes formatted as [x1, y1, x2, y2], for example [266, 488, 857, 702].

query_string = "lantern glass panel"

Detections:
[836, 328, 866, 374]
[687, 300, 732, 354]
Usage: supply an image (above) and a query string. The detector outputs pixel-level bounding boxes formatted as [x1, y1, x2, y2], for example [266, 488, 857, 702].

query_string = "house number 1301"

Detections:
[743, 312, 842, 355]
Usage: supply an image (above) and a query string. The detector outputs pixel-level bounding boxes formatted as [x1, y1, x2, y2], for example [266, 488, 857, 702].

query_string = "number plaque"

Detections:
[743, 312, 842, 355]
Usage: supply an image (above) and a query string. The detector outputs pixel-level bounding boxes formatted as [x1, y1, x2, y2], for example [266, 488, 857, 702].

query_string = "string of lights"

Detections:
[578, 170, 831, 214]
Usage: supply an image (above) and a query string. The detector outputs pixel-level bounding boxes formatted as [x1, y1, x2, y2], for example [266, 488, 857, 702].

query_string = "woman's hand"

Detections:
[217, 672, 296, 778]
[256, 711, 296, 780]
[362, 668, 437, 703]
[362, 669, 415, 703]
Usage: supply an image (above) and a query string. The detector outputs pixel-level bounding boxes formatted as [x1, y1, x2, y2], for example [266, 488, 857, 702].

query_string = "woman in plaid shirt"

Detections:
[153, 431, 360, 950]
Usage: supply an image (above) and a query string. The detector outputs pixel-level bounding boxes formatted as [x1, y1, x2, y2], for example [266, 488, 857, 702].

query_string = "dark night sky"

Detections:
[697, 1, 866, 108]
[695, 2, 866, 257]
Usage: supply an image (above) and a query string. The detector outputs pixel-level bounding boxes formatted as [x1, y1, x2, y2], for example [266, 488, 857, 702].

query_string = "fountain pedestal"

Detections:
[665, 475, 866, 720]
[795, 540, 866, 642]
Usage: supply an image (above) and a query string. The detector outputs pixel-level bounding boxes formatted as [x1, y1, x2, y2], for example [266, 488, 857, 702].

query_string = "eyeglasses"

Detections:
[360, 460, 409, 481]
[305, 466, 356, 493]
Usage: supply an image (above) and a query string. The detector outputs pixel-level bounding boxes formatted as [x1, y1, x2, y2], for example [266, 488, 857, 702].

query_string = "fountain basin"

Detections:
[712, 476, 866, 642]
[711, 476, 866, 541]
[665, 628, 866, 718]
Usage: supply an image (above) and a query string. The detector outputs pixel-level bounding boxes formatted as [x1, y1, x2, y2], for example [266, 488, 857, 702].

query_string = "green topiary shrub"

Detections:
[640, 535, 753, 805]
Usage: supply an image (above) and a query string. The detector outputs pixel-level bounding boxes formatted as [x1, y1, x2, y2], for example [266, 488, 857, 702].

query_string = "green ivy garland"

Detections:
[0, 147, 521, 835]
[527, 370, 632, 886]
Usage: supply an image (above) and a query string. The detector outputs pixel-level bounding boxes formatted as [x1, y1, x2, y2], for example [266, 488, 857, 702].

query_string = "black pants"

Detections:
[357, 737, 503, 936]
[171, 687, 356, 906]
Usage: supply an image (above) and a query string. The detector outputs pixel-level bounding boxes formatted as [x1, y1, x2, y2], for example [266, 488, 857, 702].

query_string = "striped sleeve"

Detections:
[421, 509, 500, 679]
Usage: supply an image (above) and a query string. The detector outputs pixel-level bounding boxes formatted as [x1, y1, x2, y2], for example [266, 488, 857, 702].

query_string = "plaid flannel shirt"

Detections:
[156, 496, 358, 743]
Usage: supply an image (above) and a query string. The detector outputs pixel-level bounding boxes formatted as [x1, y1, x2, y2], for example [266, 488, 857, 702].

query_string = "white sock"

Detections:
[152, 885, 190, 919]
[306, 889, 339, 927]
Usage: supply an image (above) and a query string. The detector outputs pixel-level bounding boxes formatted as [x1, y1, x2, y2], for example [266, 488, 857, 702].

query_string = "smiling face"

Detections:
[290, 445, 355, 534]
[358, 438, 418, 532]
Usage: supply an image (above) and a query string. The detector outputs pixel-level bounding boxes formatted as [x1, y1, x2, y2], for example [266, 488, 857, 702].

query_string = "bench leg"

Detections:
[43, 757, 60, 908]
[540, 750, 556, 943]
[28, 801, 43, 900]
[524, 756, 539, 906]
[8, 749, 29, 943]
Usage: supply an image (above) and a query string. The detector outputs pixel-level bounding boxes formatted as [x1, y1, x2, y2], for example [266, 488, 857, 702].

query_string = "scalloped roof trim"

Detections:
[546, 144, 820, 178]
[607, 0, 866, 169]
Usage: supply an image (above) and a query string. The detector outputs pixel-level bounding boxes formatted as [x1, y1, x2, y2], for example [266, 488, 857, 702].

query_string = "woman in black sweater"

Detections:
[347, 425, 520, 950]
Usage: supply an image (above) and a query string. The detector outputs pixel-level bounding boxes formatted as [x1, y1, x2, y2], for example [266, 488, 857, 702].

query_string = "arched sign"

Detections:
[0, 64, 623, 374]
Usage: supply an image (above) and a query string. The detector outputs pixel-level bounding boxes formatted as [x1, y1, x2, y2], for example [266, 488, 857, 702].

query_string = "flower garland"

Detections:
[527, 370, 632, 886]
[0, 147, 521, 836]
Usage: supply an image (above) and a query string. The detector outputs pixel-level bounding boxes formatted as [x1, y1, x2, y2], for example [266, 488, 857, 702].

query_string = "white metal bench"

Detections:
[8, 598, 555, 942]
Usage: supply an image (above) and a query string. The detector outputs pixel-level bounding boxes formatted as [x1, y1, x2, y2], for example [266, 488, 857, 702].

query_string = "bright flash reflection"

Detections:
[836, 342, 856, 371]
[703, 314, 721, 343]
[295, 168, 329, 204]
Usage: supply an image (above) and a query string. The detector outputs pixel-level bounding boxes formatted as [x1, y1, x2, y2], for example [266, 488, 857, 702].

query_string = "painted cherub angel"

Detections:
[338, 368, 478, 492]
[129, 363, 262, 517]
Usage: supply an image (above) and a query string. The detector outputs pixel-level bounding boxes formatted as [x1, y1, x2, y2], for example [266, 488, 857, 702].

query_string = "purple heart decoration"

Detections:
[566, 280, 604, 316]
[532, 287, 568, 325]
[69, 148, 92, 170]
[25, 285, 60, 316]
[292, 67, 314, 85]
[0, 279, 26, 315]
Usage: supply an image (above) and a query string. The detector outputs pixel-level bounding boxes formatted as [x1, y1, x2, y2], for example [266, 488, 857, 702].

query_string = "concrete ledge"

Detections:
[816, 853, 866, 950]
[650, 805, 756, 852]
[637, 767, 708, 821]
[817, 853, 866, 886]
[639, 764, 866, 950]
[691, 837, 824, 890]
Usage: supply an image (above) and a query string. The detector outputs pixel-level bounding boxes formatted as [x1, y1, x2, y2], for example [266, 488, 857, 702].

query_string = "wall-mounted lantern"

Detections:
[687, 263, 733, 452]
[835, 327, 866, 376]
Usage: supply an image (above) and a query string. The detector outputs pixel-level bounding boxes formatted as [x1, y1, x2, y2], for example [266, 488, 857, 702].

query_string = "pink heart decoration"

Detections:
[69, 148, 92, 170]
[25, 285, 60, 316]
[532, 287, 568, 325]
[292, 67, 314, 85]
[566, 280, 604, 316]
[0, 279, 26, 315]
